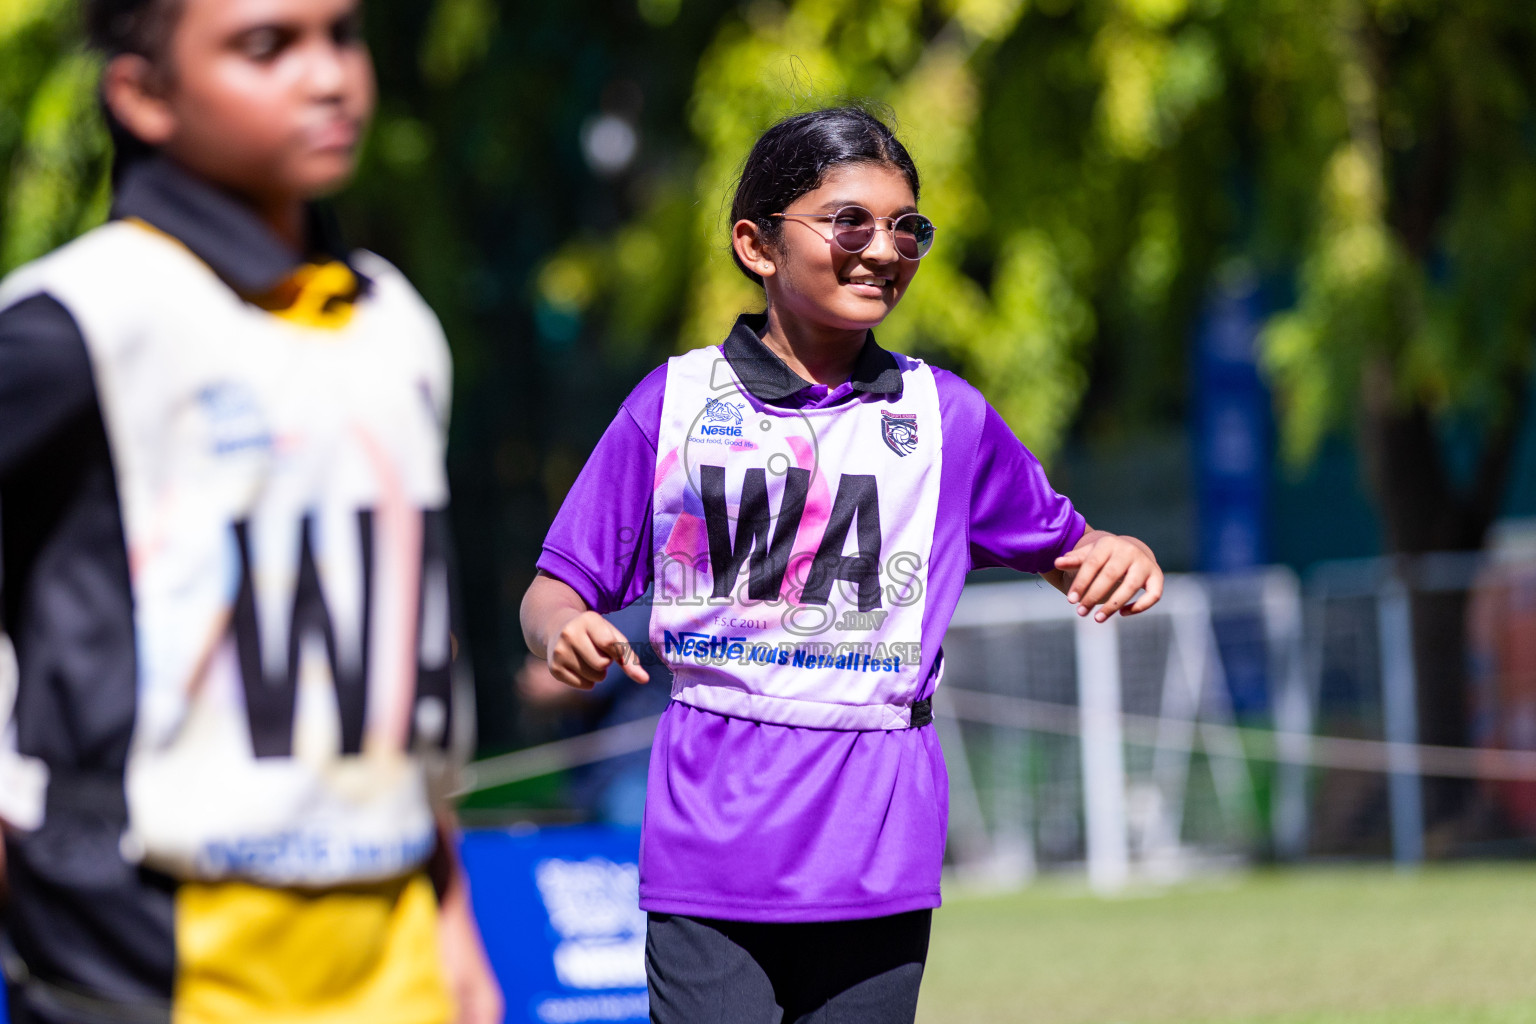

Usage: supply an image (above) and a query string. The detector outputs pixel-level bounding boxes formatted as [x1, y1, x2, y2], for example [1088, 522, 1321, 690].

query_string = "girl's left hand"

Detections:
[1053, 530, 1163, 622]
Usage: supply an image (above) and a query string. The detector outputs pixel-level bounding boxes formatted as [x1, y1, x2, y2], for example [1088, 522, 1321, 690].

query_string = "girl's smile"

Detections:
[841, 274, 895, 297]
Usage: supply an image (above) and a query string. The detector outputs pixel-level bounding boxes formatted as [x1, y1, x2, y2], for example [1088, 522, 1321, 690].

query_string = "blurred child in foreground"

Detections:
[0, 0, 500, 1020]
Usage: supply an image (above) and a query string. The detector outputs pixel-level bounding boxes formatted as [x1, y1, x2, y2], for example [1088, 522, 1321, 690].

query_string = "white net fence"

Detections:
[939, 574, 1270, 890]
[937, 547, 1536, 889]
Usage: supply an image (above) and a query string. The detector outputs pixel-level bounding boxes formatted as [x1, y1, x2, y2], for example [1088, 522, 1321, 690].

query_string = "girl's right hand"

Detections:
[544, 611, 650, 689]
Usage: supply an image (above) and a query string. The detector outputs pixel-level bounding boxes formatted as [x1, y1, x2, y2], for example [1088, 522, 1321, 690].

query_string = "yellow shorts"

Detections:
[173, 872, 454, 1024]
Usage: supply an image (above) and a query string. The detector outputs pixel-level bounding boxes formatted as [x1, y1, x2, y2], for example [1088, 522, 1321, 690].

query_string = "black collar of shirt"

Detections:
[110, 155, 366, 297]
[722, 313, 904, 401]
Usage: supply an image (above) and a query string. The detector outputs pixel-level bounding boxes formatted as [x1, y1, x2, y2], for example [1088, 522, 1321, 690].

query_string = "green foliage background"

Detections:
[4, 0, 1536, 746]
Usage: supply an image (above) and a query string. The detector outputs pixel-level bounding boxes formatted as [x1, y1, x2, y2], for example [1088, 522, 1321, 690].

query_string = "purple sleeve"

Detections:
[536, 364, 667, 614]
[935, 369, 1085, 574]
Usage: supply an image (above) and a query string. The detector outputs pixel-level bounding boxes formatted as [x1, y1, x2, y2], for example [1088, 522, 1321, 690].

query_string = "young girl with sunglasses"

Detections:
[521, 106, 1162, 1023]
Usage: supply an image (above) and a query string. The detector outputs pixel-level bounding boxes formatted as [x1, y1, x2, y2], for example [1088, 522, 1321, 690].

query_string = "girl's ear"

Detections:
[101, 54, 177, 149]
[731, 218, 777, 280]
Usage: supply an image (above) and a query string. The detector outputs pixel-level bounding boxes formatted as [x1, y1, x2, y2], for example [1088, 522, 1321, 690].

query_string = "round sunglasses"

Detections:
[771, 206, 937, 260]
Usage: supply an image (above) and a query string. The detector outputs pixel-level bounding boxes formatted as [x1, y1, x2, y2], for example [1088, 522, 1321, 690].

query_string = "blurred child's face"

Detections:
[764, 162, 922, 332]
[119, 0, 375, 203]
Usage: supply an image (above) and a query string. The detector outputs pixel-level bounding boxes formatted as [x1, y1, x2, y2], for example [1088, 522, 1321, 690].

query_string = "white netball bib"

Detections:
[0, 223, 467, 886]
[650, 344, 942, 730]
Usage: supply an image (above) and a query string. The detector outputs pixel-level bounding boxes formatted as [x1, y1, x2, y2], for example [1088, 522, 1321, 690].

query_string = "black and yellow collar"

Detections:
[722, 313, 904, 401]
[110, 156, 370, 311]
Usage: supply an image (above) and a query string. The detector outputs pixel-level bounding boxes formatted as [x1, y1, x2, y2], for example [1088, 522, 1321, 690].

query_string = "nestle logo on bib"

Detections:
[702, 398, 743, 423]
[664, 630, 747, 660]
[699, 397, 745, 437]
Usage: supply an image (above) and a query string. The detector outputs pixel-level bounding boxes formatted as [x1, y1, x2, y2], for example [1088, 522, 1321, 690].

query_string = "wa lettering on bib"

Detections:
[650, 345, 941, 730]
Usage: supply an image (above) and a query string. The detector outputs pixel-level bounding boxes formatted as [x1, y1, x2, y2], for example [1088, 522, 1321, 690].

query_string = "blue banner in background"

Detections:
[1194, 270, 1271, 574]
[1194, 271, 1275, 716]
[464, 825, 648, 1024]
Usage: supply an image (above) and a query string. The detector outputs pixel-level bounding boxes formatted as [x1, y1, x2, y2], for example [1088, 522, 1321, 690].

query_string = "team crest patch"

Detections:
[881, 411, 919, 456]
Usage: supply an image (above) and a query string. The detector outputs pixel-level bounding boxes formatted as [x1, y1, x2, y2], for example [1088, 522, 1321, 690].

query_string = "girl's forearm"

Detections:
[431, 808, 503, 1024]
[520, 571, 589, 659]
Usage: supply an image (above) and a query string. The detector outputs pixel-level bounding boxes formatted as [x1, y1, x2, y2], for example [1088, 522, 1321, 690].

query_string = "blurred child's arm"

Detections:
[1049, 528, 1164, 621]
[1, 298, 99, 870]
[431, 810, 503, 1024]
[0, 295, 99, 479]
[521, 572, 649, 689]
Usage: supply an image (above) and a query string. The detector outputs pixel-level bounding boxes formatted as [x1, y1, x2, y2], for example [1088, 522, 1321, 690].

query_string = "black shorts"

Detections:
[645, 909, 932, 1024]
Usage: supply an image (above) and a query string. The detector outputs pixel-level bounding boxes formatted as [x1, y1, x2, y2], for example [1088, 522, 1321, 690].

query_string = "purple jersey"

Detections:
[539, 314, 1084, 921]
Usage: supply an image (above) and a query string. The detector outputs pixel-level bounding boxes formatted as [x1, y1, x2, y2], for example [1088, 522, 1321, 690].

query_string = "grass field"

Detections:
[917, 865, 1536, 1024]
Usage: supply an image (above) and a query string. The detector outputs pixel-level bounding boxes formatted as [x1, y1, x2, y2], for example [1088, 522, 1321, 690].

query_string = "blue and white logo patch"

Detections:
[702, 397, 743, 425]
[697, 397, 746, 439]
[198, 382, 272, 456]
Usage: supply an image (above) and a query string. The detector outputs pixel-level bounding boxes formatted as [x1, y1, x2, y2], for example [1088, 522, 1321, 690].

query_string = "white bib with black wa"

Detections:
[649, 344, 941, 730]
[0, 222, 467, 886]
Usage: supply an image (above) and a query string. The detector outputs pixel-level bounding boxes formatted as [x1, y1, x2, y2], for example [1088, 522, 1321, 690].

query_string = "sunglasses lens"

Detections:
[894, 215, 936, 259]
[831, 207, 876, 253]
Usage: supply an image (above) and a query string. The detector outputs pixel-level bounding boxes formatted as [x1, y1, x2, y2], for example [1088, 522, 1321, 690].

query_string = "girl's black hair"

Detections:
[84, 0, 183, 183]
[729, 106, 921, 286]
